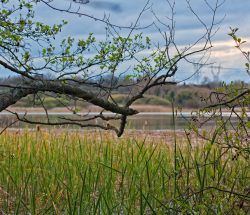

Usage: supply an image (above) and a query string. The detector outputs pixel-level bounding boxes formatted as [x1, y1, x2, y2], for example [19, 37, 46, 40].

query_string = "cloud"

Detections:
[1, 0, 250, 82]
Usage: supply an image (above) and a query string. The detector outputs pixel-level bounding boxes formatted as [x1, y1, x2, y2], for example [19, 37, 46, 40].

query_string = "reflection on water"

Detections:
[127, 115, 188, 130]
[0, 112, 237, 130]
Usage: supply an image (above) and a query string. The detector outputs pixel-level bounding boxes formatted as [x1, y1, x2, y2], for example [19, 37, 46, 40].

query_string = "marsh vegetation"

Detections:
[0, 130, 249, 214]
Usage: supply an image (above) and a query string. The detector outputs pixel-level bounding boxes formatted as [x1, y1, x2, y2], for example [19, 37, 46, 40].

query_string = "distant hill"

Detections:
[9, 84, 212, 109]
[1, 77, 248, 110]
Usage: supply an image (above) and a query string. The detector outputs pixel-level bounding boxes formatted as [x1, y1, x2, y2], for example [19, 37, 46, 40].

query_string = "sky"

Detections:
[6, 0, 250, 83]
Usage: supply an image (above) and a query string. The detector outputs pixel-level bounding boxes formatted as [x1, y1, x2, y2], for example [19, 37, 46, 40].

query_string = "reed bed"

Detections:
[0, 130, 249, 214]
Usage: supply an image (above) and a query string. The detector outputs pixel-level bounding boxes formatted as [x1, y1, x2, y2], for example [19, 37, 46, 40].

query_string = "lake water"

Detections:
[0, 112, 242, 131]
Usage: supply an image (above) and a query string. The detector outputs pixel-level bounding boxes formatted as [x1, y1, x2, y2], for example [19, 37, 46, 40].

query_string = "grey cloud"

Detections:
[2, 0, 250, 82]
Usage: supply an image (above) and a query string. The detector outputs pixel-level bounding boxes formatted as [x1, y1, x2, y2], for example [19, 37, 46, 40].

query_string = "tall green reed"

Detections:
[0, 130, 248, 214]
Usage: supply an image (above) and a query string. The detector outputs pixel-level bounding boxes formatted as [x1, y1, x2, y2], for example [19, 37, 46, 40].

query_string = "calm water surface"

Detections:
[0, 112, 241, 130]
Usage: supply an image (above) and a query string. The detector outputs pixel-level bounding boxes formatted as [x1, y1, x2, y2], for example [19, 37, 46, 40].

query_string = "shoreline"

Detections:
[4, 105, 245, 114]
[7, 105, 191, 113]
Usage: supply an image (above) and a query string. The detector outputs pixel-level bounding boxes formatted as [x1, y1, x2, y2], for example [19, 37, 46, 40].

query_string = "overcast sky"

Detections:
[10, 0, 250, 82]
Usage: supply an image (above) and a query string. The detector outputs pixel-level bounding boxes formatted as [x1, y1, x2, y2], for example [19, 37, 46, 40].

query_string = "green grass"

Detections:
[0, 130, 249, 214]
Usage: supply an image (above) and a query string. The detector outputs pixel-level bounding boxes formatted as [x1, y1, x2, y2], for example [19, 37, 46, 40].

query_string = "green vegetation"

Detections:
[111, 94, 171, 106]
[0, 131, 249, 214]
[11, 84, 212, 109]
[9, 82, 249, 109]
[13, 96, 70, 109]
[13, 95, 89, 109]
